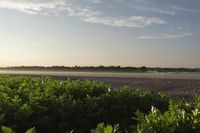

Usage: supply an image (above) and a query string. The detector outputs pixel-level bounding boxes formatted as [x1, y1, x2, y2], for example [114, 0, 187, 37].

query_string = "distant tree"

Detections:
[140, 66, 147, 72]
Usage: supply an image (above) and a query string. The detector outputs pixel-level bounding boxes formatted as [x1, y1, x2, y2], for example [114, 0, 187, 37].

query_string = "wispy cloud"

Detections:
[116, 0, 200, 16]
[116, 0, 176, 16]
[144, 8, 175, 16]
[139, 36, 159, 40]
[87, 0, 101, 4]
[66, 7, 167, 28]
[162, 32, 192, 39]
[66, 7, 100, 18]
[171, 5, 200, 13]
[0, 0, 67, 15]
[0, 0, 167, 28]
[139, 32, 192, 40]
[82, 14, 167, 28]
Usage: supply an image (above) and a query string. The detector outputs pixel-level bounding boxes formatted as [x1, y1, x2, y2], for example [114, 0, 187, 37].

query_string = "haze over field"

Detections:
[0, 0, 200, 67]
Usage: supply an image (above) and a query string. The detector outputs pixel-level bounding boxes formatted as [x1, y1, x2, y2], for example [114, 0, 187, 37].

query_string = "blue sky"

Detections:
[0, 0, 200, 67]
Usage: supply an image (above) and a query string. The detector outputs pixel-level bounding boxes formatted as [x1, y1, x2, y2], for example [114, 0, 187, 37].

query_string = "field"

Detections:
[0, 70, 199, 132]
[0, 70, 200, 99]
[1, 70, 200, 79]
[0, 75, 199, 133]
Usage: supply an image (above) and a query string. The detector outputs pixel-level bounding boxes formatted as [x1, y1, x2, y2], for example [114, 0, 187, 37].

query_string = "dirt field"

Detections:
[1, 70, 200, 79]
[0, 70, 200, 99]
[72, 77, 200, 100]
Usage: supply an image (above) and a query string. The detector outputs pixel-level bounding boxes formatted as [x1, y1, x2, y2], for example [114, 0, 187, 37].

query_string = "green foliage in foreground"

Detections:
[1, 75, 199, 133]
[0, 76, 169, 133]
[91, 97, 200, 133]
[91, 123, 120, 133]
[135, 98, 200, 133]
[2, 97, 200, 133]
[0, 126, 36, 133]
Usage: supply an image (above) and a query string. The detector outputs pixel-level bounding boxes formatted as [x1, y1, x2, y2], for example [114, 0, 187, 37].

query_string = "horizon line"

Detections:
[0, 65, 200, 69]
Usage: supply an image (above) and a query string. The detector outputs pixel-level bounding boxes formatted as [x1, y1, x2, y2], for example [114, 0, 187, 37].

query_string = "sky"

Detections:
[0, 0, 200, 68]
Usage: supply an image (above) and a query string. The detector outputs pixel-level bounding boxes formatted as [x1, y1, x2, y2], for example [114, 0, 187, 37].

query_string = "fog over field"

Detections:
[1, 70, 200, 79]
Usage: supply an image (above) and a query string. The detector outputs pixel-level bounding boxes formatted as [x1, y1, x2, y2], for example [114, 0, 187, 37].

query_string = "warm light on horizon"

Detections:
[0, 0, 200, 68]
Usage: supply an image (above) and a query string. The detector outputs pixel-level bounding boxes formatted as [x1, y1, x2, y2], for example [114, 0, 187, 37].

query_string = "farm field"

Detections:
[0, 70, 200, 99]
[0, 75, 199, 133]
[1, 70, 200, 79]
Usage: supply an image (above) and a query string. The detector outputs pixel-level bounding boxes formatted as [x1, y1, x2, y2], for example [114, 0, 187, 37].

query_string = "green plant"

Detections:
[91, 123, 121, 133]
[0, 76, 170, 132]
[1, 126, 14, 133]
[135, 99, 200, 133]
[0, 126, 36, 133]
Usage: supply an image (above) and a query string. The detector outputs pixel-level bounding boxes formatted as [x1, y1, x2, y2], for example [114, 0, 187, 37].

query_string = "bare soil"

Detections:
[63, 76, 200, 100]
[1, 71, 200, 100]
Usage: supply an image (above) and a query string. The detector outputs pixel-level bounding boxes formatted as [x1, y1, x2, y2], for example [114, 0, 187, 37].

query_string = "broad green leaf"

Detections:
[104, 125, 113, 133]
[1, 126, 13, 133]
[25, 127, 36, 133]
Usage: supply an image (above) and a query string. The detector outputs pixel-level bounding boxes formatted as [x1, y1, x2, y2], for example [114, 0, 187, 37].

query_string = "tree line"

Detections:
[1, 66, 200, 73]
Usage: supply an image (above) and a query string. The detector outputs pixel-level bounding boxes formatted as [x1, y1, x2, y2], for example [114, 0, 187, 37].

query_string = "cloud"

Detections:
[0, 0, 67, 14]
[66, 7, 100, 18]
[139, 32, 192, 40]
[116, 0, 176, 16]
[171, 5, 200, 13]
[162, 32, 192, 39]
[65, 7, 167, 28]
[87, 0, 101, 4]
[0, 0, 167, 28]
[145, 8, 175, 15]
[83, 15, 167, 28]
[139, 36, 158, 40]
[116, 0, 200, 16]
[65, 6, 167, 28]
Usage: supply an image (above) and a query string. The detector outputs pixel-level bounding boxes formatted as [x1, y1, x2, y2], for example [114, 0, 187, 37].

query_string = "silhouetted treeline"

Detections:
[1, 66, 200, 73]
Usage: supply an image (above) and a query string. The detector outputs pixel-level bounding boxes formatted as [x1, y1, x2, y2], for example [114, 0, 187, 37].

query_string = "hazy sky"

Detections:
[0, 0, 200, 67]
